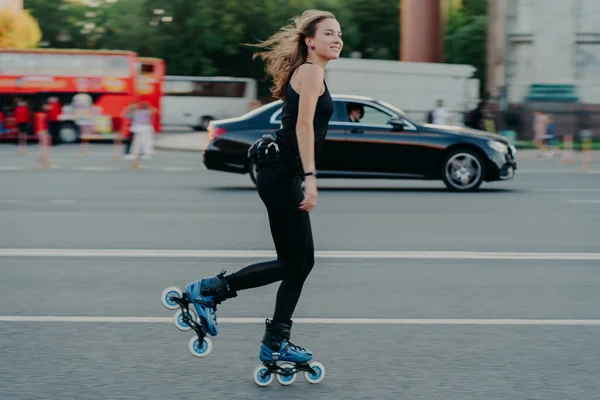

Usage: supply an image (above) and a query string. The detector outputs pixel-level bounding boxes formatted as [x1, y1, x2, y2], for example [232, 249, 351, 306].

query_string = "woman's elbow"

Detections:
[295, 120, 313, 132]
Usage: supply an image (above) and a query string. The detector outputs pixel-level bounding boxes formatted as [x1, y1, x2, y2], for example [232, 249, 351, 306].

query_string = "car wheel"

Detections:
[442, 149, 485, 192]
[249, 162, 258, 187]
[58, 122, 79, 144]
[200, 116, 213, 131]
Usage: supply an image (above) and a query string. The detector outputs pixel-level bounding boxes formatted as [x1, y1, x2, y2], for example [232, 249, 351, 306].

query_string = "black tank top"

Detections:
[275, 69, 334, 166]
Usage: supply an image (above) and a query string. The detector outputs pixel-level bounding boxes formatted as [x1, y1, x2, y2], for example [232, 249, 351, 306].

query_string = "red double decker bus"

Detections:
[0, 48, 138, 143]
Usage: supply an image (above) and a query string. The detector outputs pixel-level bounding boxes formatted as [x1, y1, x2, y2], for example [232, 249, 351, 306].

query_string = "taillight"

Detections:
[213, 127, 227, 139]
[208, 124, 227, 141]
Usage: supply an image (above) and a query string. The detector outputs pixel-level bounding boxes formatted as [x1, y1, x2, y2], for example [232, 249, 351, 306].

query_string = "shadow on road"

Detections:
[206, 186, 522, 193]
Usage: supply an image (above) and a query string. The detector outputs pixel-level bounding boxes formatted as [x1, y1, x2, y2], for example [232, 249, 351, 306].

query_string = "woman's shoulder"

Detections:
[295, 63, 324, 82]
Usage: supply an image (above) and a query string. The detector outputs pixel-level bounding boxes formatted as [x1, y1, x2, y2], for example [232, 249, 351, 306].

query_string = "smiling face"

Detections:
[306, 18, 343, 61]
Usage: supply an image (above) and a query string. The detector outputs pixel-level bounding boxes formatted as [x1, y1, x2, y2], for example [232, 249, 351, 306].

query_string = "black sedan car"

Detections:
[203, 95, 517, 191]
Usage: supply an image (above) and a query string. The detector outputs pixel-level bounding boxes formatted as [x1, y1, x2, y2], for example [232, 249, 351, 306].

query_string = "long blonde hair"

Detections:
[251, 10, 336, 100]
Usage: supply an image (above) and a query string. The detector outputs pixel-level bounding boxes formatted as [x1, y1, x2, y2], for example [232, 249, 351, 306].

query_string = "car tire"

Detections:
[58, 122, 79, 144]
[441, 148, 485, 192]
[199, 116, 213, 131]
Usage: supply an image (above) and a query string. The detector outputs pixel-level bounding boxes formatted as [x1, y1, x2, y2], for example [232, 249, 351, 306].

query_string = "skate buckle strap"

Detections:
[215, 269, 236, 301]
[283, 340, 306, 353]
[194, 297, 217, 309]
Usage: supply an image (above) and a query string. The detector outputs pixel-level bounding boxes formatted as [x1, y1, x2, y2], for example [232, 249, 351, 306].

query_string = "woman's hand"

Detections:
[300, 175, 318, 212]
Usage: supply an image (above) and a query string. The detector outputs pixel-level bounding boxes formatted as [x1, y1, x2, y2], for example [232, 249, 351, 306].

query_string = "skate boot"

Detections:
[260, 319, 312, 363]
[252, 319, 325, 387]
[183, 270, 237, 337]
[161, 270, 236, 358]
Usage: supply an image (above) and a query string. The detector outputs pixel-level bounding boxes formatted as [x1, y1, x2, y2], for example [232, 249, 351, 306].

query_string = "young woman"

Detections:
[180, 10, 342, 363]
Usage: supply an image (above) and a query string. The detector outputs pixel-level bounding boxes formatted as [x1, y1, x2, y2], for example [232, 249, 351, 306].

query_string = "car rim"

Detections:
[60, 127, 77, 143]
[445, 153, 481, 190]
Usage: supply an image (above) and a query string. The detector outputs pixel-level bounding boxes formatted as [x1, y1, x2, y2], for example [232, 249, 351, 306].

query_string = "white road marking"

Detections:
[533, 189, 600, 193]
[0, 249, 599, 260]
[0, 166, 202, 172]
[149, 167, 200, 172]
[76, 166, 115, 171]
[519, 169, 600, 174]
[1, 316, 600, 326]
[569, 200, 600, 204]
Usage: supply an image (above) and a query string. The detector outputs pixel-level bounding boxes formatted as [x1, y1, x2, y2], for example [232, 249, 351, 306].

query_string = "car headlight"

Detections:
[487, 140, 508, 153]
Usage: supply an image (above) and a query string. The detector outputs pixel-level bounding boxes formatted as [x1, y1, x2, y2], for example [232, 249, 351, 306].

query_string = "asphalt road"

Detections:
[1, 144, 600, 399]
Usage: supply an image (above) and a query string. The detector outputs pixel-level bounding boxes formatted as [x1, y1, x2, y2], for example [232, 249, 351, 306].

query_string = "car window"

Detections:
[270, 107, 283, 123]
[273, 101, 347, 124]
[360, 105, 393, 125]
[331, 101, 350, 122]
[337, 101, 393, 125]
[273, 100, 398, 126]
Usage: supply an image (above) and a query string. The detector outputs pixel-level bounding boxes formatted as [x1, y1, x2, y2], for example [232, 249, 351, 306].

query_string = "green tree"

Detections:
[461, 0, 487, 17]
[445, 0, 487, 96]
[344, 0, 399, 59]
[81, 0, 150, 51]
[140, 0, 359, 98]
[24, 0, 88, 48]
[26, 0, 154, 51]
[25, 0, 394, 98]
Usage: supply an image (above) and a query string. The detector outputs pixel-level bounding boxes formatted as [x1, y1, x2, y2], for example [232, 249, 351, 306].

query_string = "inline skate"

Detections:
[160, 271, 236, 357]
[252, 319, 325, 386]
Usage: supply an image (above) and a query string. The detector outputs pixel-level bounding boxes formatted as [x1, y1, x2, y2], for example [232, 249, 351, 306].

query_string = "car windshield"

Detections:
[376, 100, 408, 118]
[240, 100, 282, 119]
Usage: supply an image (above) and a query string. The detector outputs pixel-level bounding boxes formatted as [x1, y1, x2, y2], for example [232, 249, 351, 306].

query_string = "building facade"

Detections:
[488, 0, 600, 105]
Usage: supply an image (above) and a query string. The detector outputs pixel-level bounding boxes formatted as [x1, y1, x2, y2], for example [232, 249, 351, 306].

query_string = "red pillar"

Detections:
[400, 0, 443, 62]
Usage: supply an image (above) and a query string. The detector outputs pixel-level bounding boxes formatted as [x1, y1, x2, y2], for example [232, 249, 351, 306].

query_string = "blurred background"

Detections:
[0, 0, 597, 147]
[1, 1, 600, 398]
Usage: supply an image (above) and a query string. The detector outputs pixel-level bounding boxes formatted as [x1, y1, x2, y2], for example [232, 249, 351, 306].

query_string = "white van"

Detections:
[161, 75, 257, 130]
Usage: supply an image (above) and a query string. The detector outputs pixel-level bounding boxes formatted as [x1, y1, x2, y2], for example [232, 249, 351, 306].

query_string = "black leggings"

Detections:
[224, 162, 314, 323]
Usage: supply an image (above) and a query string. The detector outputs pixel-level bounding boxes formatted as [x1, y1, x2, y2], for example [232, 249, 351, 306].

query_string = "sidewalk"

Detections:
[155, 133, 207, 152]
[154, 133, 600, 162]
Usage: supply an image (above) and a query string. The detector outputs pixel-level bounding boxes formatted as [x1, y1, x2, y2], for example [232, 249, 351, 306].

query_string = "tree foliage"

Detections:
[0, 7, 42, 48]
[24, 0, 85, 48]
[24, 0, 486, 98]
[445, 0, 487, 95]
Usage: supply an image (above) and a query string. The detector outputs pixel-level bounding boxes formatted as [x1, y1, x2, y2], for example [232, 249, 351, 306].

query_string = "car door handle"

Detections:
[350, 128, 364, 134]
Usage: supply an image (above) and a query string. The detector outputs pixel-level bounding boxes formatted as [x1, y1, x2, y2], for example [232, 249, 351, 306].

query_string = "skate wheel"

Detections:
[173, 308, 198, 332]
[253, 365, 274, 387]
[276, 363, 297, 386]
[161, 286, 182, 310]
[303, 361, 325, 384]
[188, 336, 212, 357]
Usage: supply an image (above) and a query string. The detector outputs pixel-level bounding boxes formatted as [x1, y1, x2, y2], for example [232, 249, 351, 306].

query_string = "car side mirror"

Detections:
[388, 118, 404, 132]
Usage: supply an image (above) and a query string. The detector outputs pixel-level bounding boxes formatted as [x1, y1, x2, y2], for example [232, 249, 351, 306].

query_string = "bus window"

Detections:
[164, 80, 247, 98]
[161, 76, 256, 128]
[141, 63, 155, 74]
[164, 80, 194, 95]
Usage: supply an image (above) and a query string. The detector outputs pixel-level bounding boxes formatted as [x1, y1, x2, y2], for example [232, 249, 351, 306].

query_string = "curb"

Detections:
[154, 145, 203, 153]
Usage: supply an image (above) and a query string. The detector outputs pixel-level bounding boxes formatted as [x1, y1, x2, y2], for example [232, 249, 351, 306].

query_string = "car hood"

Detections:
[422, 124, 509, 143]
